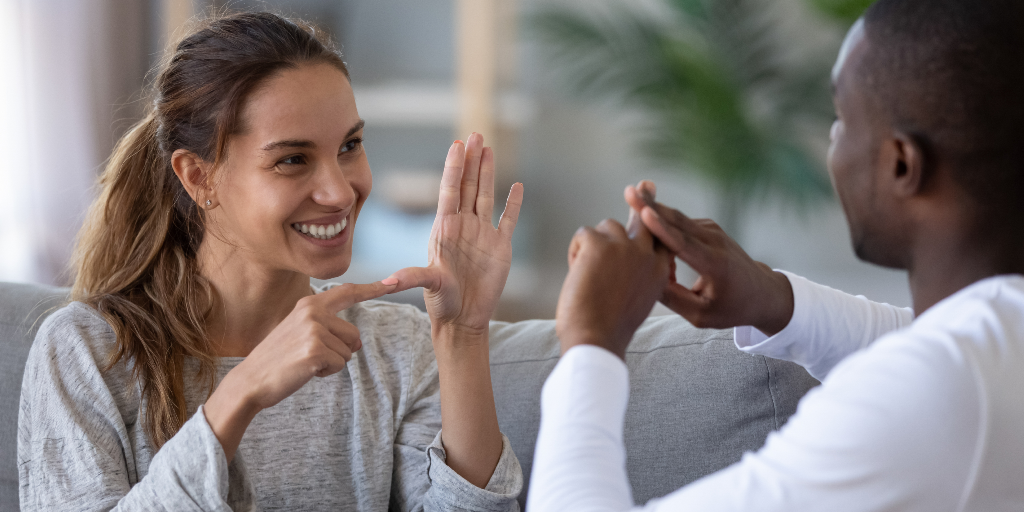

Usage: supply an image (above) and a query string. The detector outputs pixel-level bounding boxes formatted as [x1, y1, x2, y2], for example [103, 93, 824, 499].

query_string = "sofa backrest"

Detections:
[488, 316, 818, 508]
[0, 282, 68, 509]
[0, 281, 818, 510]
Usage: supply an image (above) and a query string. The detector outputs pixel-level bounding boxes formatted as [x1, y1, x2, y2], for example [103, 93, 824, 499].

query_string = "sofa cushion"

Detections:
[0, 282, 69, 508]
[488, 315, 819, 508]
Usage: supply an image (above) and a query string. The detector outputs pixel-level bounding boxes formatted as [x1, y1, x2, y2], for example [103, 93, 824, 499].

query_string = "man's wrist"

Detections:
[558, 329, 627, 360]
[752, 270, 795, 337]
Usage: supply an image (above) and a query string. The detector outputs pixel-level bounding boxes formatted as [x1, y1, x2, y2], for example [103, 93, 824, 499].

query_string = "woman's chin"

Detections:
[305, 256, 352, 281]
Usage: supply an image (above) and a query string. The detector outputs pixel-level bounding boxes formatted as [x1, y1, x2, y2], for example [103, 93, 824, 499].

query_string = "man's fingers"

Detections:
[459, 132, 484, 214]
[386, 266, 444, 294]
[438, 141, 466, 216]
[567, 228, 584, 267]
[595, 218, 628, 239]
[320, 281, 398, 313]
[660, 281, 707, 323]
[477, 147, 496, 222]
[498, 182, 524, 238]
[640, 207, 714, 273]
[637, 180, 657, 198]
[625, 184, 657, 212]
[567, 226, 598, 267]
[631, 219, 657, 250]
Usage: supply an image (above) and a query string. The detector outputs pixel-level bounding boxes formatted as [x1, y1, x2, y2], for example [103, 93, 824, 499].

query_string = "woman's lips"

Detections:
[292, 217, 348, 240]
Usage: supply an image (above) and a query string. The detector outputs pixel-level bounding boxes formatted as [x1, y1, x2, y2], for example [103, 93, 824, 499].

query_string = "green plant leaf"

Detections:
[807, 0, 874, 23]
[529, 0, 837, 231]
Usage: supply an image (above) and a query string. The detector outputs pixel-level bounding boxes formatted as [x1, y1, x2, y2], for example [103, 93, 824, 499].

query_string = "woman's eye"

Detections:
[340, 138, 363, 154]
[279, 155, 306, 166]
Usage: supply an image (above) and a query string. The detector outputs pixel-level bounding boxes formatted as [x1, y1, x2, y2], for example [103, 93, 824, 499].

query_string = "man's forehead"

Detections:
[833, 18, 867, 86]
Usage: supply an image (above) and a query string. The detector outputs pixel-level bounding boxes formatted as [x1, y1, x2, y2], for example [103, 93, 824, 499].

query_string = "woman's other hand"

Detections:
[384, 133, 522, 488]
[204, 280, 397, 461]
[388, 133, 524, 339]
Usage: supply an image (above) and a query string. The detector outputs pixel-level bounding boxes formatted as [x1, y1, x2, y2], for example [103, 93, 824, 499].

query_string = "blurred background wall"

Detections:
[0, 0, 909, 320]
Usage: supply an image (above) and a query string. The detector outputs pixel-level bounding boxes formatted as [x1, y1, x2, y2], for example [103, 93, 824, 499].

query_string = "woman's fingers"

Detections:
[438, 141, 466, 216]
[322, 314, 363, 352]
[313, 341, 352, 378]
[498, 182, 524, 238]
[319, 281, 398, 313]
[386, 266, 444, 294]
[459, 133, 485, 214]
[476, 147, 496, 222]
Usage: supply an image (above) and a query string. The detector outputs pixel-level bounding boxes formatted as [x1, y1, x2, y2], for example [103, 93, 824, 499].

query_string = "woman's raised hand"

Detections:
[205, 280, 396, 461]
[388, 133, 524, 337]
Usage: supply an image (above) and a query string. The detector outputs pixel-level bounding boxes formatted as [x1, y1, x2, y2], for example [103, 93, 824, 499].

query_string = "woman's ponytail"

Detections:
[72, 111, 216, 448]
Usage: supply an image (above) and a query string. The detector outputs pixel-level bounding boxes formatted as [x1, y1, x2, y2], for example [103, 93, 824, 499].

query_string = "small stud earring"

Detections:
[205, 200, 212, 206]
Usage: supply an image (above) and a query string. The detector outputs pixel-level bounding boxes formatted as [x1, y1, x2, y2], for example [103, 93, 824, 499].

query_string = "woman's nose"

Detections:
[311, 164, 357, 208]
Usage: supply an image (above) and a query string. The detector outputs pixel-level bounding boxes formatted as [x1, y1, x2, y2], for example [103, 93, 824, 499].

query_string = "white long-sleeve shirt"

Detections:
[528, 272, 1024, 511]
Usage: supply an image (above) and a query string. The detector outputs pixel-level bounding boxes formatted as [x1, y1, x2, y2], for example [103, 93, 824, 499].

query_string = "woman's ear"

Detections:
[171, 149, 217, 208]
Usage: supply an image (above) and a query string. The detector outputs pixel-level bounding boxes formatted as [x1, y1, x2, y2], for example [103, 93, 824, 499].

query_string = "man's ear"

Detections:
[171, 149, 216, 208]
[890, 132, 926, 198]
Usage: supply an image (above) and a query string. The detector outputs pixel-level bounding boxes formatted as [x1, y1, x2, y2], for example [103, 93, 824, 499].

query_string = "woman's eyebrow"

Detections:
[261, 139, 315, 152]
[346, 119, 366, 138]
[259, 119, 365, 152]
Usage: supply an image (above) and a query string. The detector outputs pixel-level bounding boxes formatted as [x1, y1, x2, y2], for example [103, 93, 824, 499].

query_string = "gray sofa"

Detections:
[0, 281, 818, 510]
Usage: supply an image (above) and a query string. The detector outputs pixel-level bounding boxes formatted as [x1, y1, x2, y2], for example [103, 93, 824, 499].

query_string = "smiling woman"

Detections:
[17, 11, 524, 511]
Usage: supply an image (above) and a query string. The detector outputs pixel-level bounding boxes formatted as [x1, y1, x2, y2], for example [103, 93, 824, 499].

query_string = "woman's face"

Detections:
[207, 62, 370, 280]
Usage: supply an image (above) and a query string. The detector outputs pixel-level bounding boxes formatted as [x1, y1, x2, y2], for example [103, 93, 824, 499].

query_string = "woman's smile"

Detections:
[290, 212, 352, 247]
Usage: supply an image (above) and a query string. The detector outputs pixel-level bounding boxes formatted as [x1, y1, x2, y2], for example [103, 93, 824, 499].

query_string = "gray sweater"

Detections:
[17, 296, 522, 511]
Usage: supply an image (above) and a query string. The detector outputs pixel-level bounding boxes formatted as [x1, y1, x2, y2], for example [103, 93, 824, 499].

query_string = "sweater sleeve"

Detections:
[388, 311, 522, 512]
[734, 271, 915, 380]
[17, 305, 235, 511]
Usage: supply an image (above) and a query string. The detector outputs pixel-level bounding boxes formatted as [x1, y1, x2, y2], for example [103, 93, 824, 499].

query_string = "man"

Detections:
[528, 0, 1024, 510]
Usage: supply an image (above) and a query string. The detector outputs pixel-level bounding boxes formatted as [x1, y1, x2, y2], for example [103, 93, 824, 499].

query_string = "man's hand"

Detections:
[555, 219, 672, 360]
[626, 182, 794, 335]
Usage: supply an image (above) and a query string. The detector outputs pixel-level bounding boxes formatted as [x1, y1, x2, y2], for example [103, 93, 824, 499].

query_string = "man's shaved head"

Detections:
[859, 0, 1024, 217]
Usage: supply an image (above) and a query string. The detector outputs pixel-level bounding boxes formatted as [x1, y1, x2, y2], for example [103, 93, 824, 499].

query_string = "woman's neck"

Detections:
[197, 239, 314, 358]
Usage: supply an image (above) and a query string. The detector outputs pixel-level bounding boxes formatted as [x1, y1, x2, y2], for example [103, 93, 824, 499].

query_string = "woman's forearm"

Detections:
[433, 323, 504, 488]
[203, 371, 261, 462]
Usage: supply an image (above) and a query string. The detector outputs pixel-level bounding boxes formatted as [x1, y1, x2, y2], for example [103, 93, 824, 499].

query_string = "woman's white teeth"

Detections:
[293, 219, 347, 240]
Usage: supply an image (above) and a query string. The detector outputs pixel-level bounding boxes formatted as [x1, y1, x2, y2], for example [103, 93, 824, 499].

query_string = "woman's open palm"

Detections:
[389, 133, 523, 334]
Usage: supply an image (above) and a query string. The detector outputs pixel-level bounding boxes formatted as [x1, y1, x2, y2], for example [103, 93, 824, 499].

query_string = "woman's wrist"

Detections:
[203, 370, 262, 462]
[431, 321, 489, 352]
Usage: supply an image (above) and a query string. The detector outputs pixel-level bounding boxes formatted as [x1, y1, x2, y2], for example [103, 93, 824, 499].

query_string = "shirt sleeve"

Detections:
[389, 312, 523, 512]
[526, 345, 633, 512]
[529, 336, 982, 512]
[17, 307, 235, 511]
[734, 271, 915, 380]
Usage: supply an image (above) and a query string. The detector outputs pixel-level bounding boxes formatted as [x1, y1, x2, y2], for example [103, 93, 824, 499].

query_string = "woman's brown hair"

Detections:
[71, 12, 349, 448]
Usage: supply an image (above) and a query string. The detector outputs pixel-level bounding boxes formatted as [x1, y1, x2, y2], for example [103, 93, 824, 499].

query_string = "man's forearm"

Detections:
[527, 345, 634, 512]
